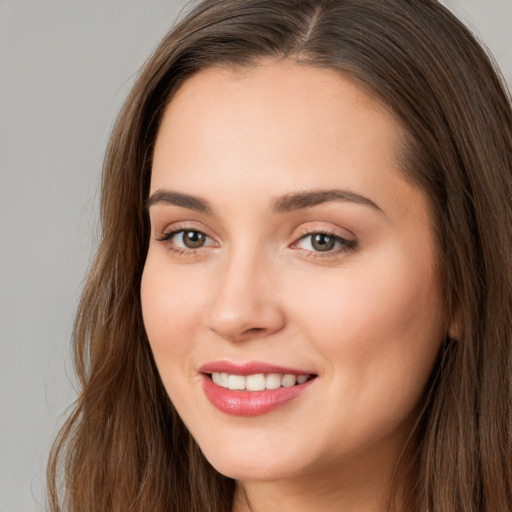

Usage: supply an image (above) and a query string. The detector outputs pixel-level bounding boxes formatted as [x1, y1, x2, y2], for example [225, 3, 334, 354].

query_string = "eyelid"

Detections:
[292, 223, 356, 244]
[290, 224, 358, 256]
[155, 228, 213, 244]
[154, 221, 219, 252]
[153, 221, 357, 258]
[155, 220, 216, 239]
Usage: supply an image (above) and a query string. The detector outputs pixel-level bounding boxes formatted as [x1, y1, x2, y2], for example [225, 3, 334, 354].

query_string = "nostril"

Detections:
[206, 290, 286, 342]
[239, 326, 269, 339]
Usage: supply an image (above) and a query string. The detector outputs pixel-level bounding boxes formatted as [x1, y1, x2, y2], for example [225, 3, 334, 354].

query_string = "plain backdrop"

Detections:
[0, 1, 510, 511]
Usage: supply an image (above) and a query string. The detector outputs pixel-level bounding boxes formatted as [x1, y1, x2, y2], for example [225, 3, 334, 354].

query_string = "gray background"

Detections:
[0, 1, 510, 511]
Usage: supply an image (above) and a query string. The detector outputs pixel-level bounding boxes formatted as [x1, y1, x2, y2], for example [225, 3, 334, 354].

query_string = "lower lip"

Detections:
[200, 374, 315, 416]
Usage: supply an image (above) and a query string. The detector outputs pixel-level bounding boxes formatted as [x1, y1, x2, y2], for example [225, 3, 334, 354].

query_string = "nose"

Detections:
[205, 249, 286, 343]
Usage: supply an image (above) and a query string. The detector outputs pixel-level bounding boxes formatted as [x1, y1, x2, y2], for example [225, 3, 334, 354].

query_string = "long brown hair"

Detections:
[47, 1, 512, 511]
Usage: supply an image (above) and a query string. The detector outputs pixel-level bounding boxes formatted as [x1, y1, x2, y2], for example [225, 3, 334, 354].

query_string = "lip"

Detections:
[198, 361, 317, 416]
[198, 360, 314, 376]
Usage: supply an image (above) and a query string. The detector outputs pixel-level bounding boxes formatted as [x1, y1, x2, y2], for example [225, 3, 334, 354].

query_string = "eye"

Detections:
[175, 230, 209, 249]
[156, 228, 215, 251]
[294, 232, 356, 254]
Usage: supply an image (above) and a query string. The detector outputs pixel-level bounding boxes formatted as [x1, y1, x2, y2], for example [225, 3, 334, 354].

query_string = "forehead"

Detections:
[153, 60, 406, 182]
[150, 60, 430, 229]
[160, 60, 397, 136]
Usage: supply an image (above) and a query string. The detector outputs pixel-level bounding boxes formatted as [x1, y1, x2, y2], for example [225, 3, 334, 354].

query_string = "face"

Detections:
[141, 60, 448, 488]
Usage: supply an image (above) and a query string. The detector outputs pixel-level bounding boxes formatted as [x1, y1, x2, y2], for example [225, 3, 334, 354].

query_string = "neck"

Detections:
[232, 452, 410, 512]
[233, 481, 391, 512]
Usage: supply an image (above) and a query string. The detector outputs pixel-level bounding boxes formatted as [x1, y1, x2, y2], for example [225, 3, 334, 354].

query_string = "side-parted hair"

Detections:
[47, 1, 512, 511]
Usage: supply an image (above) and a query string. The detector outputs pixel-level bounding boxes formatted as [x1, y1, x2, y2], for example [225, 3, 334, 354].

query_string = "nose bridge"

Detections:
[206, 240, 284, 341]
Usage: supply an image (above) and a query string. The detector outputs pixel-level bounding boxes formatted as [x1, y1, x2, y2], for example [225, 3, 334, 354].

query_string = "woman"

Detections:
[47, 1, 512, 511]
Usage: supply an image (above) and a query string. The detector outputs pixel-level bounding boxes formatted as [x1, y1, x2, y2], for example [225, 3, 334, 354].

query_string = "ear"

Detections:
[447, 311, 462, 341]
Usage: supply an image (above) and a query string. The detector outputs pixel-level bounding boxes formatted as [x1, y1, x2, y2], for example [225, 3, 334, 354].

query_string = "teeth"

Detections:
[246, 374, 266, 391]
[211, 372, 310, 391]
[227, 374, 245, 390]
[265, 373, 282, 390]
[281, 374, 297, 387]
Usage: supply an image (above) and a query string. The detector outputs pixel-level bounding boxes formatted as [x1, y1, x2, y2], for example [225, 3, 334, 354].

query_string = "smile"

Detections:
[211, 372, 310, 391]
[198, 362, 317, 416]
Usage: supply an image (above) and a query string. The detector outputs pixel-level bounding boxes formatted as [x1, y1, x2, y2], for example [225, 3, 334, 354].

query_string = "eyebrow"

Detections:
[272, 189, 383, 214]
[145, 188, 383, 215]
[145, 190, 213, 214]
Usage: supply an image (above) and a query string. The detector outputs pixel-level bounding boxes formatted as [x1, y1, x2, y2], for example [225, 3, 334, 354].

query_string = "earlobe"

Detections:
[447, 312, 463, 342]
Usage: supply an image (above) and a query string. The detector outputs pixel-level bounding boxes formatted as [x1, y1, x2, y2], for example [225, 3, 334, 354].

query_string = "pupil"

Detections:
[184, 231, 205, 248]
[312, 234, 335, 251]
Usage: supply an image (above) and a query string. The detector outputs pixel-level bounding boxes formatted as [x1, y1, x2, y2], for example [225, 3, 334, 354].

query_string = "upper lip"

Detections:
[198, 360, 316, 376]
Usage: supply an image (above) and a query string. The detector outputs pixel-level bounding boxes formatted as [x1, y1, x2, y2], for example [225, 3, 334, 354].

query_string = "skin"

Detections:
[141, 59, 453, 512]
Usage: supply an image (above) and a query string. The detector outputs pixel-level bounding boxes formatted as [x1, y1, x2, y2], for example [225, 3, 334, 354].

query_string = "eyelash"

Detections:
[155, 227, 215, 256]
[155, 227, 357, 259]
[292, 229, 357, 258]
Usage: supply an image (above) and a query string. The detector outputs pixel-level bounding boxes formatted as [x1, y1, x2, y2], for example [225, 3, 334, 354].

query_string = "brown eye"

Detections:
[181, 230, 207, 248]
[157, 228, 214, 251]
[310, 233, 336, 252]
[294, 231, 357, 255]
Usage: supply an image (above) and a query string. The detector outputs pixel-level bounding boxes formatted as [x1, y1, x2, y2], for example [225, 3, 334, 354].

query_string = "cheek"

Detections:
[281, 252, 445, 453]
[287, 245, 445, 397]
[140, 254, 215, 425]
[140, 255, 204, 377]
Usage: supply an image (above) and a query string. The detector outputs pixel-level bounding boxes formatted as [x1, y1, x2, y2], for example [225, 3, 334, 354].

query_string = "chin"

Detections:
[209, 458, 295, 482]
[198, 437, 303, 482]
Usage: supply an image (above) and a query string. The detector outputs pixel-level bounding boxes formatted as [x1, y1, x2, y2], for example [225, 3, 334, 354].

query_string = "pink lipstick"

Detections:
[199, 361, 316, 416]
